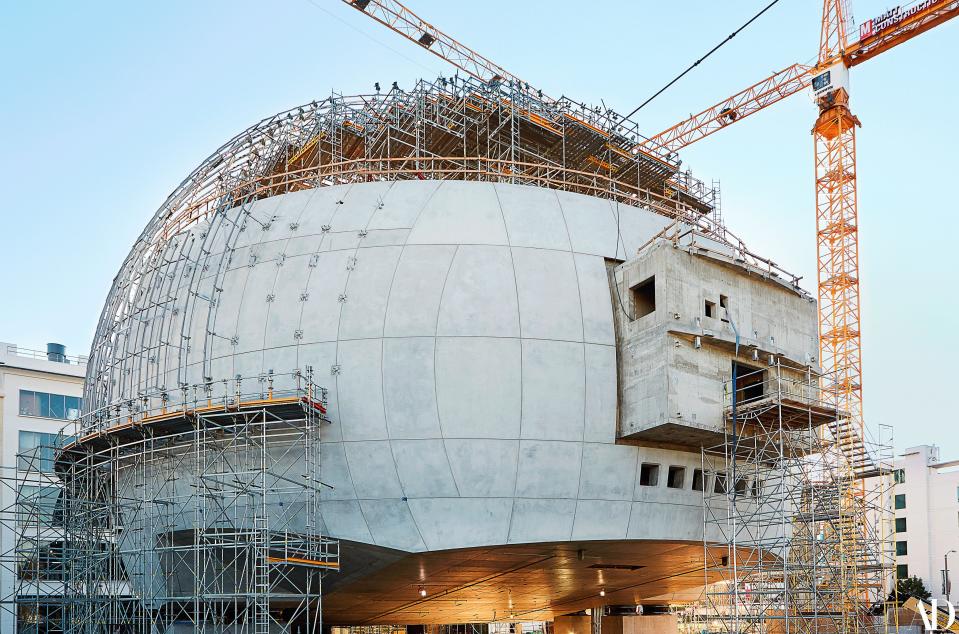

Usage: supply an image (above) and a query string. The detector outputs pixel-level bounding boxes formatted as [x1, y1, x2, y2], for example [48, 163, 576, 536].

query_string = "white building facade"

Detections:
[0, 342, 86, 633]
[894, 444, 959, 603]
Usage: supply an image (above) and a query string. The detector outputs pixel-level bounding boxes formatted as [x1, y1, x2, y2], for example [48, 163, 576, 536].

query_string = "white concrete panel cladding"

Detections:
[88, 180, 730, 554]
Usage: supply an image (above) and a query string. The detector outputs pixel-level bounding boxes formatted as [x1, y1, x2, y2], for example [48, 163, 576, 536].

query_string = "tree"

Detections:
[889, 575, 932, 604]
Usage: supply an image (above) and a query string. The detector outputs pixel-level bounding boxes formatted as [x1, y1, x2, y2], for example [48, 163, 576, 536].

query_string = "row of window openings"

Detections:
[19, 390, 82, 421]
[639, 463, 761, 496]
[629, 275, 730, 321]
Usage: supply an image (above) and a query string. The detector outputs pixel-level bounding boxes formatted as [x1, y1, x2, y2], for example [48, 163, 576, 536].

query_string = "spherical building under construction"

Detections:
[66, 74, 823, 631]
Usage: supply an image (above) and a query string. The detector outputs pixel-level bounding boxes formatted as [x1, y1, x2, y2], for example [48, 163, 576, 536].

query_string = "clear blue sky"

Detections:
[1, 1, 956, 456]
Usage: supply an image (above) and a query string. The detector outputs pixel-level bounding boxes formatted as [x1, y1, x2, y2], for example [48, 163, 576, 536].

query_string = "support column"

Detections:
[591, 607, 602, 634]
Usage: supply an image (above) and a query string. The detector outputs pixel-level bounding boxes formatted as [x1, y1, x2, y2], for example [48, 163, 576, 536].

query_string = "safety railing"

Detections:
[2, 344, 87, 366]
[76, 368, 328, 436]
[162, 154, 708, 241]
[722, 365, 829, 412]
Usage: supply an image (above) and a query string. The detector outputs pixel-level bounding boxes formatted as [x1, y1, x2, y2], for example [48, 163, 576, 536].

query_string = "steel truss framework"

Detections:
[1, 370, 338, 634]
[692, 363, 894, 634]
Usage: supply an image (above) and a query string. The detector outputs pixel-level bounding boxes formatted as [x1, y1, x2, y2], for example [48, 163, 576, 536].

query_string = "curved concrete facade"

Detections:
[88, 179, 714, 553]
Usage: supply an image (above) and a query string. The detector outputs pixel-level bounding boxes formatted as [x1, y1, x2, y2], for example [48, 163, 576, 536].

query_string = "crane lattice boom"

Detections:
[638, 63, 812, 156]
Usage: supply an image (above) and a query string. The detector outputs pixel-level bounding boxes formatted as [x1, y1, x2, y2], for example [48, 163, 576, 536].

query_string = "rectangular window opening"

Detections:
[630, 276, 656, 319]
[896, 541, 908, 556]
[897, 564, 909, 579]
[751, 479, 763, 498]
[667, 466, 685, 489]
[714, 472, 728, 494]
[639, 463, 660, 487]
[894, 469, 905, 485]
[17, 432, 74, 473]
[733, 362, 765, 403]
[719, 294, 729, 321]
[17, 485, 62, 528]
[734, 477, 748, 495]
[895, 517, 907, 533]
[894, 494, 906, 510]
[692, 469, 705, 492]
[705, 300, 716, 319]
[18, 390, 82, 421]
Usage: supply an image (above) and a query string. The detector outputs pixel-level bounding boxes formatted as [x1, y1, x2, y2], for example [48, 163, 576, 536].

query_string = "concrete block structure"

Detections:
[614, 238, 819, 447]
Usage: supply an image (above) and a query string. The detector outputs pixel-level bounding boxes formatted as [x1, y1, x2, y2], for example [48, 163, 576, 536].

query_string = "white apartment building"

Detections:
[894, 444, 959, 604]
[0, 341, 86, 633]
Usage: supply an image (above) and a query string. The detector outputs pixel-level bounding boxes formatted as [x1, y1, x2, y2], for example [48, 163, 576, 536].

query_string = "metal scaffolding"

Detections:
[693, 362, 894, 634]
[1, 369, 338, 634]
[82, 74, 756, 426]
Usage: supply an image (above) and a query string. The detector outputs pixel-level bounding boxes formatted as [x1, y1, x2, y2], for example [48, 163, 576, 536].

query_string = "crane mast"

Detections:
[813, 0, 864, 488]
[638, 1, 958, 482]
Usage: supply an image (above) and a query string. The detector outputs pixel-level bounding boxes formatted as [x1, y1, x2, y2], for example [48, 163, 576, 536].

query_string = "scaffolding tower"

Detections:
[1, 369, 338, 634]
[695, 362, 894, 634]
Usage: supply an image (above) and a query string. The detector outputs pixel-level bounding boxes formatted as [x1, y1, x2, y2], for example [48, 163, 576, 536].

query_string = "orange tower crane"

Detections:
[640, 0, 959, 476]
[341, 0, 958, 470]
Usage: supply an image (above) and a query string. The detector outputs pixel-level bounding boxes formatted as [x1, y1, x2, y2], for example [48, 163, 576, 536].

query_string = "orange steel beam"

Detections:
[266, 556, 341, 569]
[846, 0, 959, 66]
[637, 63, 812, 155]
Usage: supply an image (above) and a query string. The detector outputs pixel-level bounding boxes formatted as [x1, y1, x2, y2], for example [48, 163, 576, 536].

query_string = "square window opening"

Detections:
[896, 541, 908, 556]
[896, 564, 909, 579]
[640, 463, 660, 487]
[631, 276, 656, 319]
[667, 466, 685, 489]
